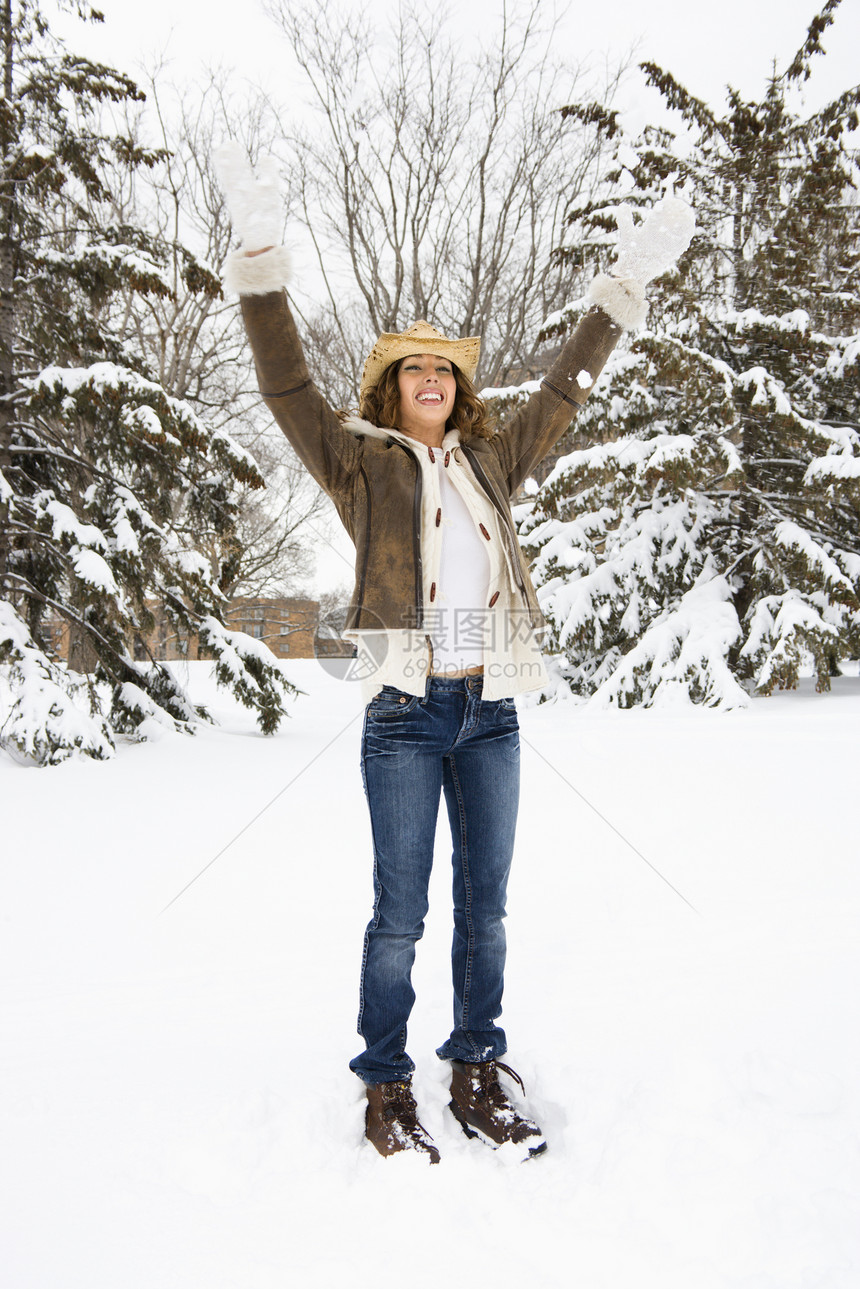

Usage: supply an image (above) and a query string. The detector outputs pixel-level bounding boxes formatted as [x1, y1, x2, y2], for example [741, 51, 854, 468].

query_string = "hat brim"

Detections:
[360, 331, 481, 402]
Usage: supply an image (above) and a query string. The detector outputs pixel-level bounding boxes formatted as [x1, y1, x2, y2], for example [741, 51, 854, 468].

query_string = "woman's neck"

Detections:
[396, 423, 446, 449]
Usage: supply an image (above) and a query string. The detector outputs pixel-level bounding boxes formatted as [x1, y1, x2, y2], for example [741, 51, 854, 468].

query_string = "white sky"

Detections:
[67, 0, 859, 119]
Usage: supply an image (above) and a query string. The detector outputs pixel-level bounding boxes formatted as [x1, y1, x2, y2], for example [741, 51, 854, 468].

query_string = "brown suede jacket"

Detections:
[240, 288, 623, 636]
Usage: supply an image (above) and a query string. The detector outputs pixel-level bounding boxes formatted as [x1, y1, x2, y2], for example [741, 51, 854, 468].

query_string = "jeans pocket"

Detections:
[367, 686, 420, 718]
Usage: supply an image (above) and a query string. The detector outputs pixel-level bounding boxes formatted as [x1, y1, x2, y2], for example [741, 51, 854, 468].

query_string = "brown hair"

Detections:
[357, 359, 495, 441]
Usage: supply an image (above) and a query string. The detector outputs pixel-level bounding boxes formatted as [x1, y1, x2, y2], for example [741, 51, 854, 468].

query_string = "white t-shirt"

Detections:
[429, 456, 491, 673]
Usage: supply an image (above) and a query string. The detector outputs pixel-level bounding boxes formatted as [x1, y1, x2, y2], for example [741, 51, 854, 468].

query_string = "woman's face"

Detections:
[396, 353, 457, 442]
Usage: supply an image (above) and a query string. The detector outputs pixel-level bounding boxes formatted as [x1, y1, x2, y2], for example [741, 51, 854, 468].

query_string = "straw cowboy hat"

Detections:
[360, 320, 481, 401]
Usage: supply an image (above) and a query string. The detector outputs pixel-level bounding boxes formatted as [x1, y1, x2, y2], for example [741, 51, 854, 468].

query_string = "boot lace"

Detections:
[380, 1080, 435, 1143]
[475, 1060, 526, 1108]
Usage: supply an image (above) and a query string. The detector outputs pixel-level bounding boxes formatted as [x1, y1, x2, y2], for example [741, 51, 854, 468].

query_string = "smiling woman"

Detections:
[396, 355, 456, 444]
[357, 321, 493, 447]
[216, 144, 695, 1164]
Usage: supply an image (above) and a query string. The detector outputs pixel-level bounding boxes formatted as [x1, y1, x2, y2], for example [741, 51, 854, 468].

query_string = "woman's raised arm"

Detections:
[216, 145, 362, 501]
[491, 193, 697, 494]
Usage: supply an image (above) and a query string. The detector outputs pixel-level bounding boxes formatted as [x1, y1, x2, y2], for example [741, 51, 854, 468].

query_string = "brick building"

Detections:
[222, 596, 319, 660]
[42, 595, 352, 664]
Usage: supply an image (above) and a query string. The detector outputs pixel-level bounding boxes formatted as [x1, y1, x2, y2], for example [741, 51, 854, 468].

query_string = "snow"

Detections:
[110, 507, 141, 556]
[27, 364, 206, 439]
[805, 453, 860, 485]
[30, 361, 156, 397]
[740, 591, 841, 694]
[175, 549, 212, 580]
[70, 545, 120, 595]
[123, 402, 170, 441]
[39, 496, 106, 549]
[199, 615, 272, 673]
[40, 243, 173, 293]
[737, 366, 794, 416]
[115, 682, 183, 738]
[2, 658, 858, 1287]
[583, 575, 747, 710]
[771, 522, 854, 594]
[480, 379, 542, 401]
[210, 429, 261, 476]
[827, 334, 860, 381]
[541, 295, 589, 335]
[542, 430, 715, 494]
[732, 306, 812, 335]
[0, 603, 115, 763]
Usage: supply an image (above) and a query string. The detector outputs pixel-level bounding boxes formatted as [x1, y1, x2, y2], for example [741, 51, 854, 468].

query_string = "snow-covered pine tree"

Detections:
[522, 0, 860, 707]
[0, 1, 297, 763]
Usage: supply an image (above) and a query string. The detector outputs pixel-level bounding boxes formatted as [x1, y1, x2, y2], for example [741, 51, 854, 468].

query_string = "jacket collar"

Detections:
[340, 414, 462, 452]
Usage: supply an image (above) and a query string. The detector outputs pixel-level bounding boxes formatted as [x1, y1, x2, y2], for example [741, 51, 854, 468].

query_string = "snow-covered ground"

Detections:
[2, 660, 858, 1289]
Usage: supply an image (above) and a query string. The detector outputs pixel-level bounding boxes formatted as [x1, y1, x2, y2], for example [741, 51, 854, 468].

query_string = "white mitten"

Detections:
[588, 191, 696, 330]
[215, 141, 283, 251]
[611, 194, 696, 285]
[216, 142, 292, 296]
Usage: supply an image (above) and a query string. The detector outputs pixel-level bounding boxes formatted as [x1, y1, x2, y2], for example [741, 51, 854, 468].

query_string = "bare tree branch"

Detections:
[264, 0, 626, 392]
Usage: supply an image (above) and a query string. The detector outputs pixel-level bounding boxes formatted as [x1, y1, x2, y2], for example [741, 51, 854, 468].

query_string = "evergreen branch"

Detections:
[639, 62, 717, 134]
[784, 0, 842, 84]
[7, 443, 116, 480]
[3, 571, 137, 675]
[722, 545, 761, 578]
[808, 82, 860, 137]
[558, 100, 622, 139]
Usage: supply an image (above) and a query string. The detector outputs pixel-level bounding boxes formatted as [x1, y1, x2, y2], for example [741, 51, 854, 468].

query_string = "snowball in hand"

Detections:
[611, 196, 696, 285]
[214, 142, 283, 254]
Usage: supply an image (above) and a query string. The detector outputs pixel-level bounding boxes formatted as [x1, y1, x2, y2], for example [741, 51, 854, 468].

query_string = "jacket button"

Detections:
[399, 696, 407, 703]
[428, 447, 435, 462]
[435, 508, 441, 526]
[444, 451, 450, 466]
[430, 582, 436, 601]
[489, 591, 500, 607]
[479, 524, 491, 540]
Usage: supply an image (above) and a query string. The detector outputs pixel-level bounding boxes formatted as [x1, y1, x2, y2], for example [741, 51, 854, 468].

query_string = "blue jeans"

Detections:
[349, 674, 520, 1085]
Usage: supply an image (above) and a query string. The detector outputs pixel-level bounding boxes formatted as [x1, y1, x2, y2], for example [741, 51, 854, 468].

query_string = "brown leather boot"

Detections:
[448, 1060, 547, 1160]
[365, 1079, 441, 1163]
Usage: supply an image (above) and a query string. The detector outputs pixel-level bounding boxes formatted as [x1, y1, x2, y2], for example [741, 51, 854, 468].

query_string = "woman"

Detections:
[218, 147, 694, 1163]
